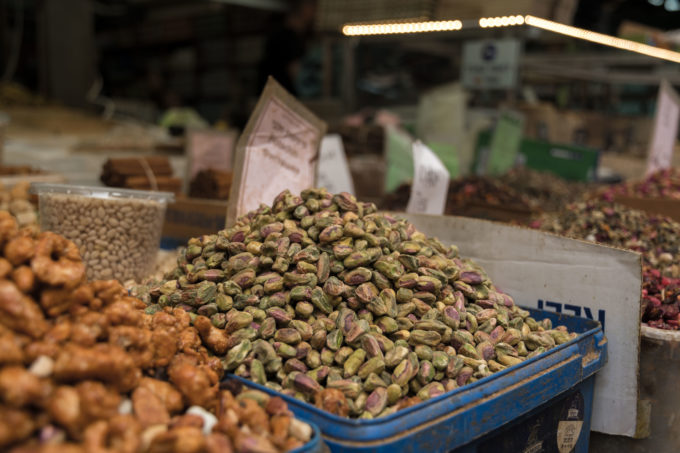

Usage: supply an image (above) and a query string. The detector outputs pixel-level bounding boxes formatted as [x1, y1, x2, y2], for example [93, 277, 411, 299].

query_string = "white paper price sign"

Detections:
[185, 129, 237, 188]
[228, 78, 327, 225]
[646, 80, 680, 175]
[316, 134, 355, 195]
[406, 141, 450, 215]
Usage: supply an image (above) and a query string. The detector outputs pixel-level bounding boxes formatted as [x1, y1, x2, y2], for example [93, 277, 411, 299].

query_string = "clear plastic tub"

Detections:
[31, 183, 174, 282]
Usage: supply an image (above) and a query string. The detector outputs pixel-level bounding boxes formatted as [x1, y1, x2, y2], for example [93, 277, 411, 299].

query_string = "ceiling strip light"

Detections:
[479, 15, 525, 28]
[524, 15, 680, 64]
[341, 15, 680, 64]
[342, 20, 462, 36]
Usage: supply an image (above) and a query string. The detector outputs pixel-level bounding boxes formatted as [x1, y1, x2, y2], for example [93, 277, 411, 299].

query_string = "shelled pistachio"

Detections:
[151, 188, 578, 418]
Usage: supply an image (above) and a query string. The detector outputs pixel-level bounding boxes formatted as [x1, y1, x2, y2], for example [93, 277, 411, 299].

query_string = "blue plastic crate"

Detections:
[230, 308, 607, 453]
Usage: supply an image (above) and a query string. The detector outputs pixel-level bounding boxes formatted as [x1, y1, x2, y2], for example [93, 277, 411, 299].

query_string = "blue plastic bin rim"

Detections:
[30, 182, 175, 203]
[229, 307, 603, 427]
[290, 420, 322, 453]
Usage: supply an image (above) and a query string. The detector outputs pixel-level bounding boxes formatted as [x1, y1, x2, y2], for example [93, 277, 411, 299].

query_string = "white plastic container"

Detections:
[31, 183, 174, 282]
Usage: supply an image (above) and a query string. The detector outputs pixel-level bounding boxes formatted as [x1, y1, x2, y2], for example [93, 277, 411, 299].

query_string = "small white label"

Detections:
[406, 141, 450, 215]
[557, 421, 583, 453]
[316, 134, 355, 195]
[647, 79, 680, 175]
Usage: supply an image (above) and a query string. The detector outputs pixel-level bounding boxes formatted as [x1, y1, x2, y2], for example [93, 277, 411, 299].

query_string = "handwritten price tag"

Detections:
[406, 141, 450, 215]
[227, 78, 326, 225]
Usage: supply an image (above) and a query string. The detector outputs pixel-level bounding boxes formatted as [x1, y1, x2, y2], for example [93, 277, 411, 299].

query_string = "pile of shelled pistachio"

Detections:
[150, 189, 577, 418]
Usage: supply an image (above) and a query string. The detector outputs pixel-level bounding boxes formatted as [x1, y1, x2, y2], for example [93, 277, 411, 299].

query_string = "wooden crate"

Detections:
[614, 196, 680, 224]
[449, 202, 537, 225]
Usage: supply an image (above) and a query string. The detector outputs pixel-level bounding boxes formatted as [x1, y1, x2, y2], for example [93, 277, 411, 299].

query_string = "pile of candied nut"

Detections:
[0, 211, 312, 452]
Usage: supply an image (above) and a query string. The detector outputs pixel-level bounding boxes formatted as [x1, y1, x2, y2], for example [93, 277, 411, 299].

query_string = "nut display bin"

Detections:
[231, 308, 607, 453]
[31, 183, 174, 282]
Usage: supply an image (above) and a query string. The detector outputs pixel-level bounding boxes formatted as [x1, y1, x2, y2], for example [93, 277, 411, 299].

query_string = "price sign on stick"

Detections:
[316, 134, 355, 195]
[185, 129, 237, 190]
[227, 77, 326, 226]
[406, 141, 450, 215]
[646, 80, 680, 175]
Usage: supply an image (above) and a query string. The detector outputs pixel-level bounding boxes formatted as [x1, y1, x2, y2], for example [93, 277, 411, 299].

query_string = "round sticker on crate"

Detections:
[556, 392, 584, 453]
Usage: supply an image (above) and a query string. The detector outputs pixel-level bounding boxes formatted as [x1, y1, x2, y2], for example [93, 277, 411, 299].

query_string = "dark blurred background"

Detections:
[1, 0, 678, 127]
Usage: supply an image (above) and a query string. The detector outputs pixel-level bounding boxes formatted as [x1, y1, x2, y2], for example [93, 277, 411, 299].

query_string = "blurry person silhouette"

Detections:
[258, 0, 318, 95]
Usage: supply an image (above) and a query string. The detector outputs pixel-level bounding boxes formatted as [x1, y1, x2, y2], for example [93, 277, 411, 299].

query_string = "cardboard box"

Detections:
[607, 116, 655, 157]
[614, 196, 680, 223]
[518, 103, 560, 143]
[519, 102, 655, 156]
[520, 107, 606, 151]
[161, 197, 228, 247]
[403, 213, 642, 437]
[518, 103, 596, 147]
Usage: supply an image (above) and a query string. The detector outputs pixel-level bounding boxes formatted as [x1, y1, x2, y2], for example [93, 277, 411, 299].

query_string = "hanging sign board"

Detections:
[227, 77, 326, 226]
[316, 134, 355, 195]
[401, 214, 642, 438]
[646, 80, 680, 175]
[461, 39, 521, 90]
